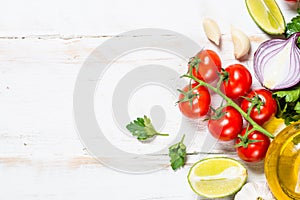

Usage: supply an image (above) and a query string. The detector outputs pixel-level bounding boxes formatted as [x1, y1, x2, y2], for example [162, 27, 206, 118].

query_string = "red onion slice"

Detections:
[254, 32, 300, 90]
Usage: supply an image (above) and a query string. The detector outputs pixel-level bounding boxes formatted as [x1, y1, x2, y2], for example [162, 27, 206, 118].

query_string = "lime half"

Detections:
[246, 0, 286, 35]
[187, 157, 247, 198]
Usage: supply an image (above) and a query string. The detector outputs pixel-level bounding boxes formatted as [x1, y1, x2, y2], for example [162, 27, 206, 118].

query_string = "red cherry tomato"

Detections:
[222, 64, 252, 99]
[178, 83, 211, 119]
[188, 50, 222, 83]
[284, 0, 298, 2]
[241, 89, 277, 125]
[236, 128, 270, 162]
[208, 106, 243, 141]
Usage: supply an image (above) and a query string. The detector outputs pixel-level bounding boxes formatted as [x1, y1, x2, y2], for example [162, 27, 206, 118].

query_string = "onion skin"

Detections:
[253, 32, 300, 90]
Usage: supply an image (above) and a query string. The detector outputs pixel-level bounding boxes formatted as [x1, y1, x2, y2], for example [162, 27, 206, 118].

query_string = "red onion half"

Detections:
[254, 32, 300, 90]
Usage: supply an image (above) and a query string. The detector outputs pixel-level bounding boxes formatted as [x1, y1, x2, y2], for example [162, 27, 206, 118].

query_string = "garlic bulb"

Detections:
[234, 182, 275, 200]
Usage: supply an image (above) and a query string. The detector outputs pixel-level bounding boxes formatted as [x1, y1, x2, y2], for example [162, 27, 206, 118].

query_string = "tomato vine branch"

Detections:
[182, 74, 274, 139]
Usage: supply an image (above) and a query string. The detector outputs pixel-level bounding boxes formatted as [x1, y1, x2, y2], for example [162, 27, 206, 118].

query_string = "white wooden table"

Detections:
[0, 0, 297, 199]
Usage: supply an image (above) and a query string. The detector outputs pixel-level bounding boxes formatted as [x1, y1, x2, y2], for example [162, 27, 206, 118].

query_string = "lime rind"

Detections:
[188, 178, 247, 198]
[187, 157, 248, 198]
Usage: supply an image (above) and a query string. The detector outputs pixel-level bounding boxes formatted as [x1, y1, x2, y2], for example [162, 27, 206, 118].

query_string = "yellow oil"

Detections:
[265, 122, 300, 200]
[277, 138, 300, 199]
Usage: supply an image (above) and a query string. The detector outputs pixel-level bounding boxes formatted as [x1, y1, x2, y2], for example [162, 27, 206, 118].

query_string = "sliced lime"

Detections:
[187, 157, 247, 198]
[246, 0, 286, 35]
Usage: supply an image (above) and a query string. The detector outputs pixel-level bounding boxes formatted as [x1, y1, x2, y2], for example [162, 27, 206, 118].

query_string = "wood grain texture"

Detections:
[0, 0, 297, 37]
[0, 0, 297, 199]
[0, 34, 265, 200]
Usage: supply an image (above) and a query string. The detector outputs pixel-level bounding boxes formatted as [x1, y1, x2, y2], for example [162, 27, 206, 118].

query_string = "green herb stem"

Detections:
[180, 134, 186, 143]
[156, 133, 169, 136]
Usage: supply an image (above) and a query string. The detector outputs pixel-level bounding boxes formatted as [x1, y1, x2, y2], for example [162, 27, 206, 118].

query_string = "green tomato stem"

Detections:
[184, 74, 274, 139]
[242, 125, 254, 141]
[156, 133, 169, 136]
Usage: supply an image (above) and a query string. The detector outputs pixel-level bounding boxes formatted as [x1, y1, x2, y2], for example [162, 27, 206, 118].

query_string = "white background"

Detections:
[0, 0, 298, 199]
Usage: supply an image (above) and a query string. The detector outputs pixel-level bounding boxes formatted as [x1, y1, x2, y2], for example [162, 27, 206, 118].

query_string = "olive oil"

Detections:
[265, 122, 300, 199]
[278, 137, 300, 198]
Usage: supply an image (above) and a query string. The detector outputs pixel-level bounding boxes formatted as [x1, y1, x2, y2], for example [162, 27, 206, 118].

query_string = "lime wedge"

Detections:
[187, 157, 247, 198]
[246, 0, 286, 35]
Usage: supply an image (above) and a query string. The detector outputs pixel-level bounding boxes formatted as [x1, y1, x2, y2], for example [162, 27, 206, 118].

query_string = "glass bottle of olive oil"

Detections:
[278, 134, 300, 198]
[265, 122, 300, 199]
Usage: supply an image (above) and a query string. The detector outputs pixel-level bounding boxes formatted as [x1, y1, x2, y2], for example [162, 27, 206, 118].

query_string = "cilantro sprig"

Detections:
[286, 8, 300, 46]
[168, 135, 187, 170]
[273, 85, 300, 125]
[126, 116, 187, 170]
[126, 115, 169, 141]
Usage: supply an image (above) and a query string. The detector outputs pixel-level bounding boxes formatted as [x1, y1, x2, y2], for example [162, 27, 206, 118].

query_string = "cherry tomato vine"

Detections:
[182, 72, 274, 139]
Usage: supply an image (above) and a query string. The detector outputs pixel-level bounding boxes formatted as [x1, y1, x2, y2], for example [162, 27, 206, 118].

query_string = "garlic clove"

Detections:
[231, 26, 251, 59]
[202, 18, 221, 46]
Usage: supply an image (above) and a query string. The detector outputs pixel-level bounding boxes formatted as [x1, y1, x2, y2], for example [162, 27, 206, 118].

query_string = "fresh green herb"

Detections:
[295, 101, 300, 114]
[273, 85, 300, 125]
[126, 115, 169, 141]
[274, 85, 300, 102]
[286, 8, 300, 46]
[168, 135, 186, 170]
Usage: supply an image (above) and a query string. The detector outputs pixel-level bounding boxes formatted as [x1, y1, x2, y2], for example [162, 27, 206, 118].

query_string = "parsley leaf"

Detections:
[274, 85, 300, 102]
[168, 135, 186, 170]
[295, 101, 300, 114]
[273, 85, 300, 125]
[126, 115, 169, 141]
[286, 8, 300, 46]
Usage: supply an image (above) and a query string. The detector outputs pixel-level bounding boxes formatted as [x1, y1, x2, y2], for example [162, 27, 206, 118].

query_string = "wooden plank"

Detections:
[0, 0, 297, 36]
[0, 153, 264, 200]
[0, 35, 268, 158]
[0, 35, 267, 199]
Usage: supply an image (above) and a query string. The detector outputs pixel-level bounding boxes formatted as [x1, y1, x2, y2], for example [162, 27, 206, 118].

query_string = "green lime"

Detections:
[187, 157, 247, 198]
[246, 0, 286, 35]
